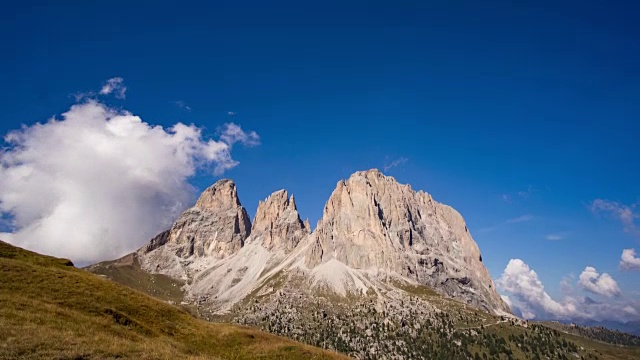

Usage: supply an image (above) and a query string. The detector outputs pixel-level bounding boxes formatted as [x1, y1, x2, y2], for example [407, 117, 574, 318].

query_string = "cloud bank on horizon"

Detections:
[0, 78, 259, 264]
[498, 258, 638, 323]
[495, 197, 640, 323]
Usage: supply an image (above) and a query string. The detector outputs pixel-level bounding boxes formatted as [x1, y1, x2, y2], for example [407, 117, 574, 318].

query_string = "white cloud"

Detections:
[505, 215, 534, 224]
[620, 248, 640, 270]
[590, 199, 639, 235]
[219, 123, 260, 147]
[560, 274, 576, 294]
[624, 305, 638, 315]
[501, 294, 513, 309]
[578, 267, 621, 297]
[0, 100, 259, 264]
[517, 185, 536, 199]
[383, 157, 408, 172]
[500, 186, 538, 204]
[478, 215, 534, 232]
[99, 77, 127, 99]
[174, 100, 192, 112]
[546, 234, 564, 241]
[497, 259, 578, 320]
[227, 111, 236, 116]
[497, 259, 635, 322]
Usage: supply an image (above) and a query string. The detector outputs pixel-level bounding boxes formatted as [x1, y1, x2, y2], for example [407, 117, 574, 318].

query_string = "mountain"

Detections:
[125, 169, 508, 315]
[89, 169, 640, 359]
[303, 169, 506, 313]
[139, 178, 251, 276]
[0, 240, 347, 359]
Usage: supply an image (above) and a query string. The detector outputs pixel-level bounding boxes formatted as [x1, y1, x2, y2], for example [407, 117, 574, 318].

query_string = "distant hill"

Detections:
[543, 321, 640, 347]
[0, 240, 347, 359]
[575, 320, 640, 337]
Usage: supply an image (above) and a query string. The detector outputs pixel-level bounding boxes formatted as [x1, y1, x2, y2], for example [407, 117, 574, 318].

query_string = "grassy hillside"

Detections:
[0, 240, 349, 360]
[87, 253, 185, 304]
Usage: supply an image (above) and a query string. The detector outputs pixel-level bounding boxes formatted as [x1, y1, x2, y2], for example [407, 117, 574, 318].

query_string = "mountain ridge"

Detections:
[113, 169, 509, 315]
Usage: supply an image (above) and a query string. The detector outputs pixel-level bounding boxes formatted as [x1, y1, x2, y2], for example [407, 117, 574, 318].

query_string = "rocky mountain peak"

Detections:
[137, 180, 251, 277]
[306, 170, 509, 314]
[195, 179, 241, 211]
[351, 167, 384, 179]
[251, 189, 310, 252]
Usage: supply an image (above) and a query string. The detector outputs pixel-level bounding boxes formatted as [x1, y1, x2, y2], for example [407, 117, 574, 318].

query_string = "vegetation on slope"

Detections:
[86, 253, 185, 303]
[225, 272, 640, 360]
[0, 240, 349, 360]
[86, 248, 640, 360]
[541, 321, 640, 347]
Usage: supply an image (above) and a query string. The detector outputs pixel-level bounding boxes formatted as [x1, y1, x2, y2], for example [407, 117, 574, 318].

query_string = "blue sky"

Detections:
[1, 1, 639, 321]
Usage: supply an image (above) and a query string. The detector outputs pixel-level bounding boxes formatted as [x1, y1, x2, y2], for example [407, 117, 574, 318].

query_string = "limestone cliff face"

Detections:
[250, 190, 310, 252]
[305, 169, 509, 313]
[140, 179, 251, 263]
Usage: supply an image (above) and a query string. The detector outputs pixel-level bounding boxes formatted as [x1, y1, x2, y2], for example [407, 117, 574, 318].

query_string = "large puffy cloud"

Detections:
[578, 267, 621, 297]
[497, 259, 636, 322]
[620, 249, 640, 270]
[0, 100, 259, 264]
[497, 259, 579, 320]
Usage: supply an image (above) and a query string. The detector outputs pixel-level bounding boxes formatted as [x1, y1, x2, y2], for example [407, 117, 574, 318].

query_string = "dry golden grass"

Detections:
[0, 240, 350, 360]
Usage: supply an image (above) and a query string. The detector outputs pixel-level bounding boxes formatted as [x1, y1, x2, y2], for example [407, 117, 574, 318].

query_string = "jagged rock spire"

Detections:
[141, 179, 251, 260]
[251, 189, 310, 252]
[195, 179, 242, 210]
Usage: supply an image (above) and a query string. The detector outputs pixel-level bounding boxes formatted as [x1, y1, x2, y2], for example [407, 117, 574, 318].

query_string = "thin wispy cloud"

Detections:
[545, 232, 569, 241]
[99, 77, 127, 99]
[383, 157, 408, 172]
[590, 199, 639, 235]
[517, 185, 537, 199]
[500, 186, 538, 204]
[227, 111, 237, 116]
[72, 91, 95, 102]
[560, 274, 576, 294]
[173, 100, 192, 112]
[505, 215, 534, 224]
[479, 214, 534, 232]
[219, 123, 260, 148]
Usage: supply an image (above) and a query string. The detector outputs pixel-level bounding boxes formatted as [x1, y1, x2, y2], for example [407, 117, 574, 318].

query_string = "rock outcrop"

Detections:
[164, 179, 250, 259]
[250, 190, 310, 252]
[304, 169, 508, 313]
